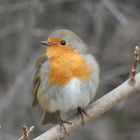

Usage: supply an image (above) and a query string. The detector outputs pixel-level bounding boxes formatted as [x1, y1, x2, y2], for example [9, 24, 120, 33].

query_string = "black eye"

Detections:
[61, 40, 66, 45]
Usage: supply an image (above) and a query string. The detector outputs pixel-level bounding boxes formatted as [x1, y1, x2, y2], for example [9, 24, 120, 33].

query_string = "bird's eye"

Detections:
[60, 40, 66, 45]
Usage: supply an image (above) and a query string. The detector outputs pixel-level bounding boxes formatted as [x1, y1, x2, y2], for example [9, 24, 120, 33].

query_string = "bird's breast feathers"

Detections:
[38, 53, 99, 112]
[46, 46, 93, 86]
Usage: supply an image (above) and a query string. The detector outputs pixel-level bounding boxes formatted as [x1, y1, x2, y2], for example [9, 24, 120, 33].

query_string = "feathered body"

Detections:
[32, 29, 99, 124]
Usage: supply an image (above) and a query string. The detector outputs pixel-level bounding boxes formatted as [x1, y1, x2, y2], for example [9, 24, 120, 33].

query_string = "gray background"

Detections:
[0, 0, 140, 139]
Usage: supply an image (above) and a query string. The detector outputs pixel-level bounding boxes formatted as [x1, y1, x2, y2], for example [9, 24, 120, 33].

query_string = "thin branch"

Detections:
[18, 125, 35, 140]
[129, 46, 139, 84]
[33, 73, 140, 140]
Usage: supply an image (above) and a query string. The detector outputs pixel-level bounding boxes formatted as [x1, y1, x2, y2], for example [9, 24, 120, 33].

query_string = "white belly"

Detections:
[38, 78, 93, 112]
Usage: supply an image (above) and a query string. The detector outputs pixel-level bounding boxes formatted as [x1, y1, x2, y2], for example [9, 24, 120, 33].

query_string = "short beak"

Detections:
[41, 41, 52, 46]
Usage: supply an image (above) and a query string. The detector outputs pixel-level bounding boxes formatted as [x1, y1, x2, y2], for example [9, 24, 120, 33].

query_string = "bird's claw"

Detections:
[77, 107, 89, 126]
[59, 119, 72, 135]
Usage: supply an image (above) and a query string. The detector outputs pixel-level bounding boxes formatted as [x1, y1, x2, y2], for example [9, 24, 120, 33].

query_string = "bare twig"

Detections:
[18, 125, 35, 140]
[33, 47, 140, 140]
[129, 46, 139, 84]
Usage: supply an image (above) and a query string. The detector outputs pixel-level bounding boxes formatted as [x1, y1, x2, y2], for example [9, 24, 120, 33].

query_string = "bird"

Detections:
[32, 29, 99, 133]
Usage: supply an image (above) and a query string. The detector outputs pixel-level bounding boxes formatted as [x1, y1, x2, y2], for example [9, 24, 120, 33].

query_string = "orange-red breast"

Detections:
[32, 29, 99, 131]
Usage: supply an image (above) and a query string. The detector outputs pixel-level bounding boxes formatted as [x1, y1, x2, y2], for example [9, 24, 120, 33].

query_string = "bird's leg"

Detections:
[76, 107, 89, 126]
[57, 111, 72, 135]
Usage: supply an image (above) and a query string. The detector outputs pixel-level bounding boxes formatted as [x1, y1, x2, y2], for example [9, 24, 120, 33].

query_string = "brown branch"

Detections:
[129, 46, 139, 84]
[33, 73, 140, 140]
[18, 125, 35, 140]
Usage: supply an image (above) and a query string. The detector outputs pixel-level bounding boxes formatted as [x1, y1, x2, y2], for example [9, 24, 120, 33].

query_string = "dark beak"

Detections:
[41, 41, 52, 46]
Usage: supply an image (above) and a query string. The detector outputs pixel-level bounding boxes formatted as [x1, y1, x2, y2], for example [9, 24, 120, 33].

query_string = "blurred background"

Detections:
[0, 0, 140, 139]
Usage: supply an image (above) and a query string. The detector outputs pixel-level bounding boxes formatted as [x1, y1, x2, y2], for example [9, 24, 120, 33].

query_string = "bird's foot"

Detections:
[76, 107, 89, 126]
[59, 119, 72, 135]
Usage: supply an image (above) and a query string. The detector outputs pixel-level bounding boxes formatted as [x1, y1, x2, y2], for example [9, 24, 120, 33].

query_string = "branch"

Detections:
[33, 46, 140, 140]
[18, 125, 35, 140]
[33, 73, 140, 140]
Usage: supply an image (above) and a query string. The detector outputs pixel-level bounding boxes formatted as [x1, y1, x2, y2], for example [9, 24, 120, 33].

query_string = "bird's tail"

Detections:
[41, 110, 59, 125]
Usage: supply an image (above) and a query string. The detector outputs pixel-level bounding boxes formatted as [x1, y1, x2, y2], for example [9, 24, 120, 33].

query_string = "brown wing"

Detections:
[32, 54, 47, 107]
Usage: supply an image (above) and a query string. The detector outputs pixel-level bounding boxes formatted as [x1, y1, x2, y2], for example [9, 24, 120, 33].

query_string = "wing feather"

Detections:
[32, 54, 47, 107]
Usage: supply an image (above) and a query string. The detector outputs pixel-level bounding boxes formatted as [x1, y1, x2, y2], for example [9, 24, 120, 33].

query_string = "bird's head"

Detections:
[41, 29, 87, 59]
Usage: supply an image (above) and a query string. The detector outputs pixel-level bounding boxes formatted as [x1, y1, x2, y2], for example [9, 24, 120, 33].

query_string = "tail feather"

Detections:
[41, 110, 59, 125]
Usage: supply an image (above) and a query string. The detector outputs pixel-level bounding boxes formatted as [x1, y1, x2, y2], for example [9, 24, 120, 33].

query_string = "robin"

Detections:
[32, 29, 99, 133]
